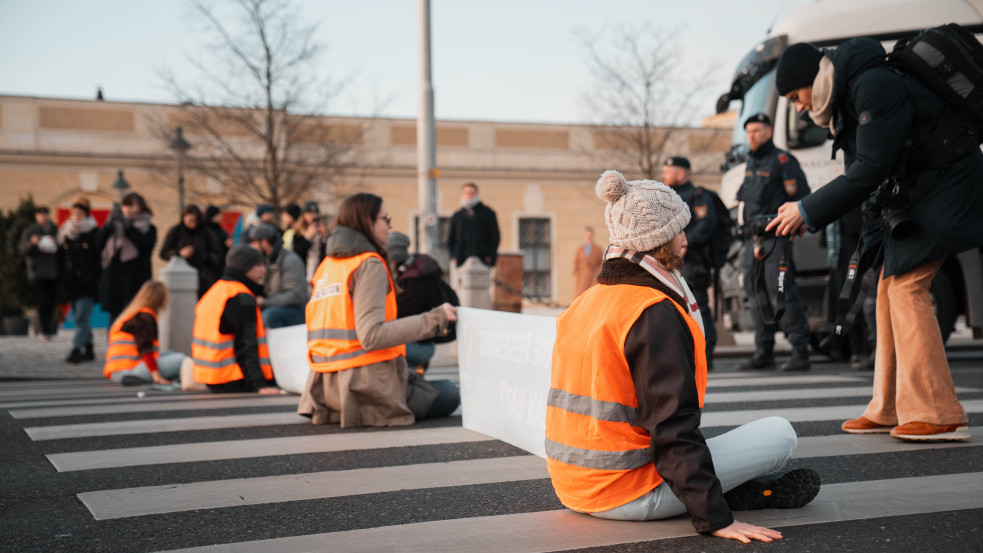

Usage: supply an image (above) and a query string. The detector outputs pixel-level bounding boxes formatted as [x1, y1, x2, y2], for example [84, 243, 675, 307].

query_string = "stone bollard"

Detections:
[455, 256, 492, 309]
[158, 256, 198, 355]
[492, 252, 523, 313]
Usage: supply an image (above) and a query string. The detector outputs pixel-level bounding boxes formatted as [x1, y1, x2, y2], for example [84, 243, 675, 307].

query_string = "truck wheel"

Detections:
[931, 271, 957, 345]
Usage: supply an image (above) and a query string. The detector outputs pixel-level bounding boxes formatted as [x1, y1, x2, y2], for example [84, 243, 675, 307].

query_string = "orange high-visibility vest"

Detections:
[191, 280, 273, 385]
[545, 284, 708, 513]
[306, 251, 406, 372]
[104, 307, 159, 378]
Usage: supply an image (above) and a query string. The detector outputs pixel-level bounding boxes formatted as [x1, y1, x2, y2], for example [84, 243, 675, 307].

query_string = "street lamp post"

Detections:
[169, 126, 192, 212]
[111, 169, 130, 199]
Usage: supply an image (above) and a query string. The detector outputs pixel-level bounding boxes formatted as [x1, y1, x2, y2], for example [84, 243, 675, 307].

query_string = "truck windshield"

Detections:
[730, 69, 777, 163]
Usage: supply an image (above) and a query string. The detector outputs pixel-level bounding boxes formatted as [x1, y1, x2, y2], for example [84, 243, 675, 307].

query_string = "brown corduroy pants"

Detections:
[862, 259, 968, 426]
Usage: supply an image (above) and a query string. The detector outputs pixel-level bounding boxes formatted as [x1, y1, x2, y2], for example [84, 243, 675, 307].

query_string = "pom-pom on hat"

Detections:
[595, 170, 690, 252]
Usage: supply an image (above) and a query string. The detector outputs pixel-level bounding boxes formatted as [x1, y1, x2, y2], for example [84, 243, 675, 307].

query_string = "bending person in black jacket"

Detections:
[546, 171, 820, 544]
[767, 39, 983, 442]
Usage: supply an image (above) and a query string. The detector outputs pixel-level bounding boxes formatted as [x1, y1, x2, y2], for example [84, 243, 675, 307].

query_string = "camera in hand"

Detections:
[748, 214, 778, 237]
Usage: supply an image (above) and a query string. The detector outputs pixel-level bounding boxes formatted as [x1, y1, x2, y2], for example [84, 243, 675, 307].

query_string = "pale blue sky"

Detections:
[0, 0, 815, 124]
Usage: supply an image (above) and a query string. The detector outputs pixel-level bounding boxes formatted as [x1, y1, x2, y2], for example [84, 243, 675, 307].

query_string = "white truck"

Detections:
[714, 0, 983, 347]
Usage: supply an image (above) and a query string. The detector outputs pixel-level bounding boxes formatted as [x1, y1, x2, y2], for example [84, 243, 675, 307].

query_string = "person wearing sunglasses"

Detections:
[299, 193, 460, 428]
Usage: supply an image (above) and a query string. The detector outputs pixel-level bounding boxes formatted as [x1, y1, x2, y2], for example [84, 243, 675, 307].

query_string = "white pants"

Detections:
[109, 351, 186, 384]
[590, 416, 797, 520]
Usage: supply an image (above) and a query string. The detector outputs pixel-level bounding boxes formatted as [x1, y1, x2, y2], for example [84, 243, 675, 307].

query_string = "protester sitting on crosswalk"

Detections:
[546, 171, 821, 544]
[103, 280, 186, 386]
[299, 192, 460, 428]
[191, 245, 280, 394]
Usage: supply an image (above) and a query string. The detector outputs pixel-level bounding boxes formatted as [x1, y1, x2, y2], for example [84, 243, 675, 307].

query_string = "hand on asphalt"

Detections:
[257, 386, 281, 395]
[711, 520, 783, 543]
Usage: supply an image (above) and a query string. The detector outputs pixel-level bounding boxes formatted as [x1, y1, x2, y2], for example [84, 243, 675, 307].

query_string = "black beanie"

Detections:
[776, 43, 824, 96]
[205, 205, 221, 220]
[225, 245, 264, 272]
[284, 203, 301, 220]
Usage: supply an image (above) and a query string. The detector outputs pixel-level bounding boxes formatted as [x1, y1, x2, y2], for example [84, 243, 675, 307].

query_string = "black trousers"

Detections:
[32, 278, 59, 336]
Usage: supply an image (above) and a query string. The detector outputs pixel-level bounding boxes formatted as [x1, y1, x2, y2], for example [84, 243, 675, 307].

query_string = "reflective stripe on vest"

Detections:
[545, 284, 708, 513]
[306, 251, 405, 372]
[104, 308, 159, 378]
[191, 280, 273, 385]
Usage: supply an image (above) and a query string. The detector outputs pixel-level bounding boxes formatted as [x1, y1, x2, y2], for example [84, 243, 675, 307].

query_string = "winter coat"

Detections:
[572, 242, 603, 297]
[297, 225, 451, 428]
[97, 216, 157, 316]
[262, 243, 309, 308]
[447, 202, 500, 267]
[58, 219, 101, 300]
[799, 38, 983, 277]
[18, 221, 60, 281]
[160, 222, 223, 297]
[676, 181, 721, 289]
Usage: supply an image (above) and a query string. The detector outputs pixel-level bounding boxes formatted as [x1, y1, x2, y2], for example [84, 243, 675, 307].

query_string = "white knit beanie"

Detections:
[595, 170, 690, 252]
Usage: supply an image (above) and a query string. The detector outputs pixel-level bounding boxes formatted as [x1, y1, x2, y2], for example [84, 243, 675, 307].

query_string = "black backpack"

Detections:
[888, 23, 983, 167]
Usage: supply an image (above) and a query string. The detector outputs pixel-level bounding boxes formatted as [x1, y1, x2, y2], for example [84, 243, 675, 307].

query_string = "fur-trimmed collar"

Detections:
[596, 259, 686, 310]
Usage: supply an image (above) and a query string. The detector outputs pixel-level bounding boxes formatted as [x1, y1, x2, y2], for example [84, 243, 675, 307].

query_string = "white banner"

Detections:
[457, 307, 556, 458]
[265, 324, 309, 395]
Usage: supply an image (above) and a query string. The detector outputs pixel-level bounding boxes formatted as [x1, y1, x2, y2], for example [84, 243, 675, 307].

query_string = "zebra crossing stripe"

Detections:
[76, 428, 981, 520]
[47, 426, 494, 472]
[8, 395, 299, 419]
[156, 472, 983, 553]
[0, 392, 274, 410]
[706, 375, 866, 388]
[706, 385, 978, 403]
[701, 398, 983, 427]
[80, 455, 548, 520]
[24, 412, 310, 441]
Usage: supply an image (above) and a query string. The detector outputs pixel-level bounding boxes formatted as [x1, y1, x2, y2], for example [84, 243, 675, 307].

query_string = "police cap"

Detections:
[744, 113, 772, 129]
[663, 156, 691, 169]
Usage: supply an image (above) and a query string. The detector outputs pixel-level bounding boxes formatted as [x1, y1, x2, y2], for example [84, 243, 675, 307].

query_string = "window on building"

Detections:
[412, 215, 452, 272]
[519, 217, 551, 299]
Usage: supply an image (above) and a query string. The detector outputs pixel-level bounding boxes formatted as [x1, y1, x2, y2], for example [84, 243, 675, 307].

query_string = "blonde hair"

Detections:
[116, 280, 169, 324]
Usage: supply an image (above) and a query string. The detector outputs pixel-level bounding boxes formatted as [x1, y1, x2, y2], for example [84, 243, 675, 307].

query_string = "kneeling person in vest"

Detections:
[192, 245, 280, 394]
[104, 280, 186, 385]
[546, 171, 821, 544]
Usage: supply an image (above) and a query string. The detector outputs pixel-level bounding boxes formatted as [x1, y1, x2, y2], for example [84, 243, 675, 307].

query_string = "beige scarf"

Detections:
[809, 56, 836, 132]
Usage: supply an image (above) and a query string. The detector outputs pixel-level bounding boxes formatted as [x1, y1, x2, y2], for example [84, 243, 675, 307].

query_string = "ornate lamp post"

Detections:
[168, 126, 192, 212]
[111, 169, 130, 199]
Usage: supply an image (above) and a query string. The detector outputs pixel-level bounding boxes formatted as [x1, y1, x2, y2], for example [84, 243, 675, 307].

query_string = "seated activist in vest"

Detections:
[298, 192, 460, 428]
[546, 170, 822, 544]
[191, 245, 280, 394]
[104, 280, 186, 386]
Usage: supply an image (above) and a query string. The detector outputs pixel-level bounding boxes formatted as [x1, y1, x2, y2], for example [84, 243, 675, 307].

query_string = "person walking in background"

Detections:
[19, 206, 60, 341]
[58, 198, 101, 363]
[571, 226, 603, 298]
[280, 203, 302, 252]
[160, 204, 223, 297]
[97, 192, 157, 327]
[387, 231, 460, 374]
[191, 245, 280, 394]
[448, 182, 500, 267]
[245, 223, 308, 328]
[300, 193, 460, 428]
[204, 205, 233, 262]
[103, 281, 186, 386]
[661, 156, 723, 371]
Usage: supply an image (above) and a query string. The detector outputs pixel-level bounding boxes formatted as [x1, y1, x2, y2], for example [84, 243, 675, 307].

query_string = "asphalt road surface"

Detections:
[1, 352, 981, 552]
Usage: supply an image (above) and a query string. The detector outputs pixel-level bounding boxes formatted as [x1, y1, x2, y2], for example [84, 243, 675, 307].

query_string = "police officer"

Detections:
[735, 113, 811, 371]
[662, 156, 719, 370]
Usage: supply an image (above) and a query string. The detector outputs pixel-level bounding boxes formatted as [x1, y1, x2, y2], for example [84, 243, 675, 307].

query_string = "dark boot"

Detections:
[735, 349, 775, 371]
[725, 468, 821, 510]
[781, 348, 811, 372]
[82, 343, 95, 362]
[65, 348, 84, 364]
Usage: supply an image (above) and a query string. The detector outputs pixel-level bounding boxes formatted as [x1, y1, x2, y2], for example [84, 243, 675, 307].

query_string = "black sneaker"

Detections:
[781, 349, 810, 372]
[725, 468, 821, 511]
[82, 343, 96, 362]
[120, 375, 146, 386]
[735, 349, 775, 371]
[65, 348, 84, 364]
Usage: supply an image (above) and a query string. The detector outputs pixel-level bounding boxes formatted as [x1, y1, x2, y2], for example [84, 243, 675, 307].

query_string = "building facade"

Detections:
[0, 95, 729, 306]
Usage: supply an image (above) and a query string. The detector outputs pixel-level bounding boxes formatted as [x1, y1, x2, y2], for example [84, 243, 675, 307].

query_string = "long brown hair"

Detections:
[116, 280, 169, 324]
[337, 192, 391, 268]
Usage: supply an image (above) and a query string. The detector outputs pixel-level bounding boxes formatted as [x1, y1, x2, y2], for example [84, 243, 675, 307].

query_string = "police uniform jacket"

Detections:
[738, 140, 810, 227]
[675, 181, 717, 288]
[799, 38, 983, 278]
